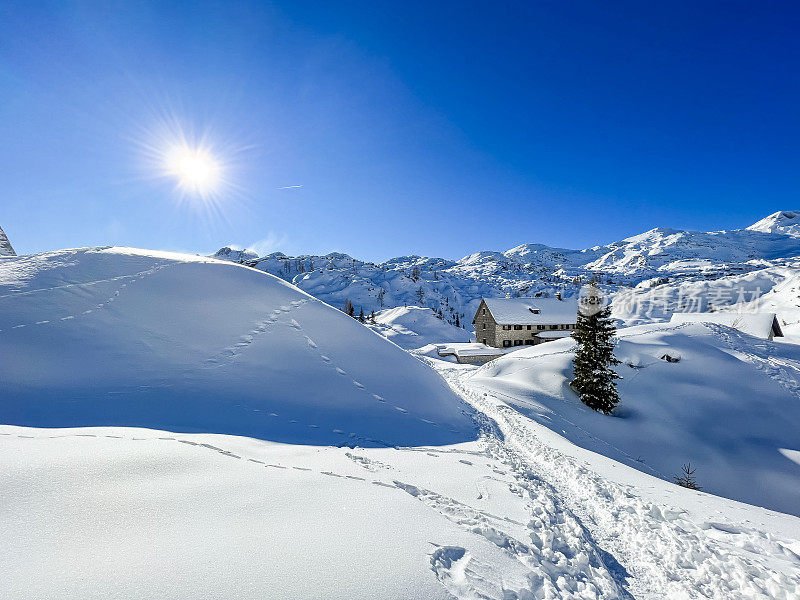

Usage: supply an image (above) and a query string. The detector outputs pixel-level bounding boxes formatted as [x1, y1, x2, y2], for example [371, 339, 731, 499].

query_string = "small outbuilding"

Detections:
[669, 312, 784, 340]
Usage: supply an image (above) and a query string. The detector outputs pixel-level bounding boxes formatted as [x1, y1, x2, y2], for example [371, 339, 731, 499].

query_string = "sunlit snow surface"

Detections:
[0, 247, 475, 446]
[2, 247, 800, 599]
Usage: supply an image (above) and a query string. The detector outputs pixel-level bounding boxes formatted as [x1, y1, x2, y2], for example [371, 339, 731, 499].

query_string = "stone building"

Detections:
[472, 297, 578, 348]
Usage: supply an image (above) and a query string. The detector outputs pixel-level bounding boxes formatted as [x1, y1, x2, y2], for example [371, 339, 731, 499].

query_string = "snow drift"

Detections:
[468, 321, 800, 516]
[366, 306, 469, 349]
[0, 247, 477, 446]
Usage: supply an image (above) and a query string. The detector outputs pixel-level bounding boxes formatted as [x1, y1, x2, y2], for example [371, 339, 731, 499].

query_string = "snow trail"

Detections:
[431, 360, 800, 600]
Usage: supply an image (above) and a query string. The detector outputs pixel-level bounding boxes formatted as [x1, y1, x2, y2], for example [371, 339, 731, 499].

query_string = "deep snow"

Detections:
[465, 321, 800, 516]
[0, 247, 476, 446]
[2, 245, 800, 599]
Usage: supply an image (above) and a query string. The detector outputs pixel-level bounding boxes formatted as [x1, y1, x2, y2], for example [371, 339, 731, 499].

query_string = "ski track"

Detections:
[432, 360, 800, 600]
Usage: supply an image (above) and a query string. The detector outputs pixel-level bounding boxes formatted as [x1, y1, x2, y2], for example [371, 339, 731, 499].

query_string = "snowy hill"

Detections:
[465, 321, 800, 516]
[366, 306, 470, 350]
[214, 211, 800, 343]
[0, 247, 476, 446]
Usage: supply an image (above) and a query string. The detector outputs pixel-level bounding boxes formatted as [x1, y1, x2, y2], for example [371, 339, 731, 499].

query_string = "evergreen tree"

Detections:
[358, 307, 365, 322]
[571, 284, 620, 414]
[455, 313, 460, 328]
[344, 299, 355, 317]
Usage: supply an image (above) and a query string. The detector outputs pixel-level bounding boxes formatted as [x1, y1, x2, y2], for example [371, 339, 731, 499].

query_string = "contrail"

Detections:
[277, 185, 303, 189]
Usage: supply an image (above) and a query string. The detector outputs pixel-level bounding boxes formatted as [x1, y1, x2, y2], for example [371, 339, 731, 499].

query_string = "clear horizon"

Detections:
[2, 2, 798, 261]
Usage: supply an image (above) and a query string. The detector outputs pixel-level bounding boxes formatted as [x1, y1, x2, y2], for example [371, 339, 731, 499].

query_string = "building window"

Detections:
[503, 340, 511, 347]
[502, 325, 511, 330]
[514, 325, 522, 330]
[525, 340, 534, 345]
[482, 338, 487, 345]
[482, 323, 486, 329]
[514, 340, 522, 346]
[526, 325, 532, 330]
[550, 325, 558, 330]
[538, 325, 545, 330]
[482, 309, 486, 315]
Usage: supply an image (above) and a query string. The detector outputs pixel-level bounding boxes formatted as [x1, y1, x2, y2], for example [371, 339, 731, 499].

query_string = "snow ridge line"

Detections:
[440, 365, 800, 600]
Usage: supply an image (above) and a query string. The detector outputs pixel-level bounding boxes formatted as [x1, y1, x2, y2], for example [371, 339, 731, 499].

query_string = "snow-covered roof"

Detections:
[481, 297, 578, 325]
[669, 312, 783, 339]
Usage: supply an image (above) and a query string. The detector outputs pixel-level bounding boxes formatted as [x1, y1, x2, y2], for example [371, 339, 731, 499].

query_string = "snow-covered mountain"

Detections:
[214, 212, 800, 336]
[747, 210, 800, 237]
[0, 225, 15, 256]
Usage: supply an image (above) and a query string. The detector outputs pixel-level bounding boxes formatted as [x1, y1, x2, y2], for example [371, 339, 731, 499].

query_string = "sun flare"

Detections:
[167, 146, 221, 194]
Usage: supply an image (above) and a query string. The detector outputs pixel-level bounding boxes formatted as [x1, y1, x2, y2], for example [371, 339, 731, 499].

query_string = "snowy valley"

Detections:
[2, 213, 800, 599]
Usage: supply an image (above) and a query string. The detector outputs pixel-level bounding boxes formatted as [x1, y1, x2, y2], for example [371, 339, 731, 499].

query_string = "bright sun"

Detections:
[167, 147, 221, 194]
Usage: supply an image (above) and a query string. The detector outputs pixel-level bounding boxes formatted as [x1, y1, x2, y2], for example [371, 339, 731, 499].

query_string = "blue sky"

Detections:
[1, 1, 798, 260]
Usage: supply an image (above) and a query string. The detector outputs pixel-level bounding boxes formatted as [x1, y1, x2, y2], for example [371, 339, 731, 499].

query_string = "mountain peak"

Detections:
[0, 225, 16, 256]
[747, 211, 800, 237]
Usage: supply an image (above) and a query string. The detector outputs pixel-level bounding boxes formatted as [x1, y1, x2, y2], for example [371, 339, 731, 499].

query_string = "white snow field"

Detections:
[463, 321, 800, 516]
[2, 247, 800, 599]
[0, 247, 475, 447]
[429, 358, 800, 600]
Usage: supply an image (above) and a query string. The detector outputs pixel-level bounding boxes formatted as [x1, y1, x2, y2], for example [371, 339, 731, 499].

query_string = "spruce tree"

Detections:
[358, 307, 365, 322]
[571, 284, 620, 414]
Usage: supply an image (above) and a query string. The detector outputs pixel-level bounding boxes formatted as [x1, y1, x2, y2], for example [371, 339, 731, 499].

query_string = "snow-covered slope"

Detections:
[3, 247, 800, 599]
[0, 247, 476, 447]
[748, 210, 800, 237]
[366, 306, 470, 350]
[465, 321, 800, 516]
